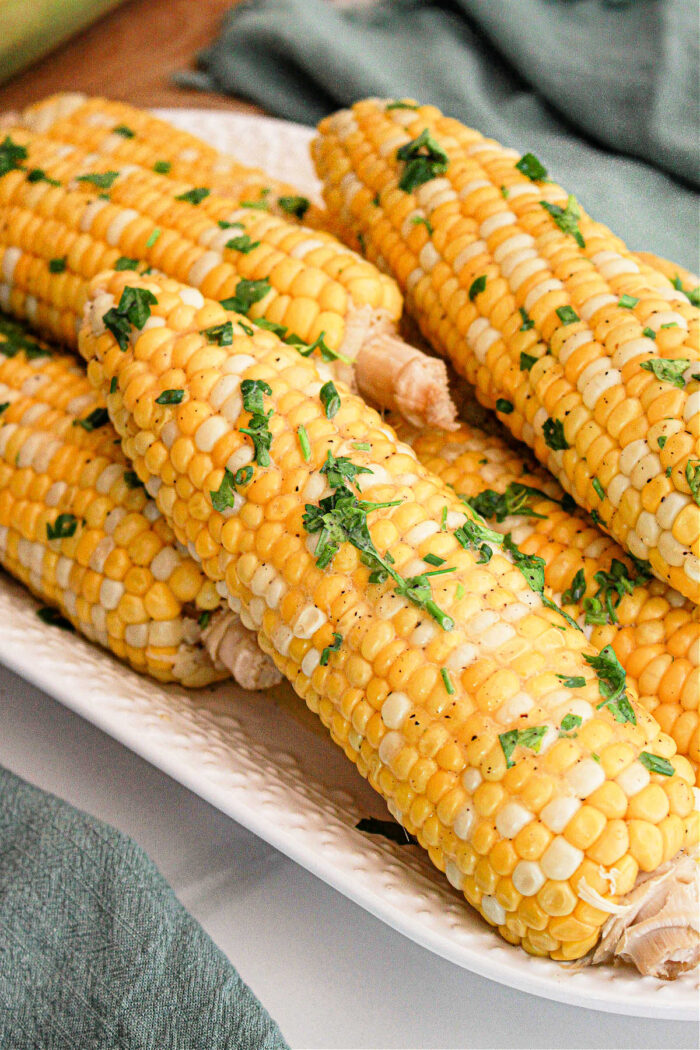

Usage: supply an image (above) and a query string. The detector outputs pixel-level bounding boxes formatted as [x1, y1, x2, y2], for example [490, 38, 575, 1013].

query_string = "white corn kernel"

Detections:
[540, 796, 581, 834]
[453, 802, 475, 841]
[481, 895, 506, 925]
[495, 802, 533, 839]
[381, 691, 413, 730]
[566, 758, 606, 798]
[540, 837, 583, 880]
[512, 861, 545, 897]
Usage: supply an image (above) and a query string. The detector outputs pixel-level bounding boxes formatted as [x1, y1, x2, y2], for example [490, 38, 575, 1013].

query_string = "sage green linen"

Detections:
[192, 0, 699, 269]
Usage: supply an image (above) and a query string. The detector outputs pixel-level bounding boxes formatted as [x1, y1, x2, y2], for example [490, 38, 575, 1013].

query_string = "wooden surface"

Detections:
[0, 0, 258, 112]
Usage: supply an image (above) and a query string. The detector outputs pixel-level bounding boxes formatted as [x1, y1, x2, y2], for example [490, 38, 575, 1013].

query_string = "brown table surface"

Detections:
[0, 0, 256, 113]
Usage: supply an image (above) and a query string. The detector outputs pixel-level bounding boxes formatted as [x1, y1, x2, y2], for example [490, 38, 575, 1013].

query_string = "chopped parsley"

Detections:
[657, 435, 667, 449]
[292, 330, 351, 365]
[456, 582, 465, 599]
[556, 305, 579, 325]
[469, 275, 487, 301]
[424, 553, 445, 567]
[671, 274, 700, 307]
[503, 534, 545, 593]
[153, 160, 172, 174]
[584, 644, 636, 724]
[123, 470, 143, 488]
[396, 129, 449, 193]
[201, 321, 233, 346]
[515, 152, 548, 181]
[102, 285, 158, 351]
[386, 101, 419, 111]
[320, 452, 372, 492]
[109, 376, 118, 394]
[454, 512, 503, 564]
[210, 465, 253, 512]
[220, 277, 271, 315]
[175, 187, 210, 205]
[440, 667, 455, 694]
[297, 425, 311, 462]
[642, 327, 656, 339]
[592, 477, 605, 500]
[0, 136, 28, 177]
[0, 315, 50, 360]
[240, 379, 273, 466]
[520, 351, 537, 371]
[499, 726, 548, 768]
[114, 256, 139, 271]
[278, 195, 310, 219]
[660, 322, 678, 329]
[198, 611, 211, 629]
[639, 752, 674, 777]
[226, 234, 260, 254]
[26, 168, 60, 186]
[76, 170, 119, 189]
[500, 185, 510, 199]
[618, 294, 639, 309]
[320, 632, 342, 666]
[145, 228, 161, 248]
[37, 607, 74, 631]
[640, 358, 691, 388]
[559, 712, 582, 737]
[48, 257, 67, 273]
[562, 568, 586, 605]
[73, 407, 109, 431]
[557, 676, 586, 689]
[466, 481, 549, 523]
[302, 464, 452, 630]
[411, 215, 434, 235]
[320, 381, 341, 419]
[495, 398, 513, 414]
[155, 389, 184, 405]
[540, 195, 585, 248]
[686, 460, 700, 507]
[0, 403, 8, 415]
[519, 306, 534, 331]
[353, 442, 371, 452]
[47, 513, 78, 540]
[113, 124, 135, 138]
[543, 417, 569, 451]
[218, 220, 243, 230]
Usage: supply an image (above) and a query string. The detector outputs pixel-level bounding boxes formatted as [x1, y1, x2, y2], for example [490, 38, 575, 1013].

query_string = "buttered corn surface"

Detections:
[312, 99, 700, 603]
[399, 423, 699, 782]
[0, 318, 224, 684]
[78, 269, 697, 963]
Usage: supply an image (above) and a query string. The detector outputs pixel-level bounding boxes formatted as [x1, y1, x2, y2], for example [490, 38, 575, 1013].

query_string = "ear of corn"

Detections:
[79, 269, 697, 964]
[398, 421, 699, 782]
[0, 317, 229, 684]
[0, 123, 455, 429]
[312, 100, 700, 603]
[20, 92, 327, 227]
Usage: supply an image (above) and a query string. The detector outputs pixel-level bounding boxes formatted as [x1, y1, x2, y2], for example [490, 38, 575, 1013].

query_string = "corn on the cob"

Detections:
[398, 421, 700, 782]
[0, 315, 279, 688]
[19, 92, 327, 228]
[78, 269, 698, 971]
[0, 122, 455, 430]
[313, 100, 700, 602]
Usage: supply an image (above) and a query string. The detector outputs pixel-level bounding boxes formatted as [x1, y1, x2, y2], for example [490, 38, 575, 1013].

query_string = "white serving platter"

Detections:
[0, 107, 696, 1021]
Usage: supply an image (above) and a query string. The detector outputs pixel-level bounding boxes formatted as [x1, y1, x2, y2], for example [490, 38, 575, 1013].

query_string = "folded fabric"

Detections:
[0, 766, 288, 1050]
[193, 0, 699, 269]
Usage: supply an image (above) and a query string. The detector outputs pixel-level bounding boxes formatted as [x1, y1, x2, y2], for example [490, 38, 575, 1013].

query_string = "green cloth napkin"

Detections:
[0, 766, 289, 1050]
[191, 0, 699, 270]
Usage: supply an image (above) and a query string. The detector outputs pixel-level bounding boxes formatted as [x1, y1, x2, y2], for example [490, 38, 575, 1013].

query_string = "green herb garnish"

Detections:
[469, 275, 487, 301]
[37, 606, 74, 631]
[411, 215, 434, 235]
[642, 327, 656, 340]
[640, 358, 691, 388]
[562, 568, 586, 605]
[520, 352, 537, 371]
[519, 306, 534, 331]
[220, 277, 271, 315]
[386, 101, 419, 111]
[175, 187, 210, 205]
[0, 136, 29, 177]
[584, 644, 635, 724]
[320, 381, 341, 419]
[153, 160, 172, 174]
[145, 228, 161, 248]
[556, 676, 586, 689]
[239, 379, 274, 466]
[639, 752, 674, 777]
[396, 129, 449, 193]
[543, 417, 569, 451]
[686, 460, 700, 507]
[278, 195, 310, 220]
[496, 398, 513, 414]
[73, 407, 109, 431]
[592, 477, 605, 500]
[113, 124, 135, 138]
[226, 234, 260, 254]
[49, 257, 67, 273]
[499, 726, 548, 768]
[540, 195, 585, 248]
[102, 285, 158, 351]
[114, 256, 139, 271]
[618, 294, 639, 309]
[424, 553, 445, 567]
[47, 513, 78, 540]
[556, 305, 579, 326]
[198, 610, 211, 629]
[297, 425, 311, 462]
[466, 481, 549, 524]
[123, 470, 143, 489]
[76, 170, 119, 189]
[320, 632, 342, 666]
[441, 667, 455, 695]
[515, 152, 548, 181]
[201, 321, 233, 346]
[155, 389, 184, 405]
[26, 168, 60, 186]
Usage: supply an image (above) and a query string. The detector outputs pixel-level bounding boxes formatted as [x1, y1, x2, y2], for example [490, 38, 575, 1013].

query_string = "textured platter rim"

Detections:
[0, 105, 695, 1021]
